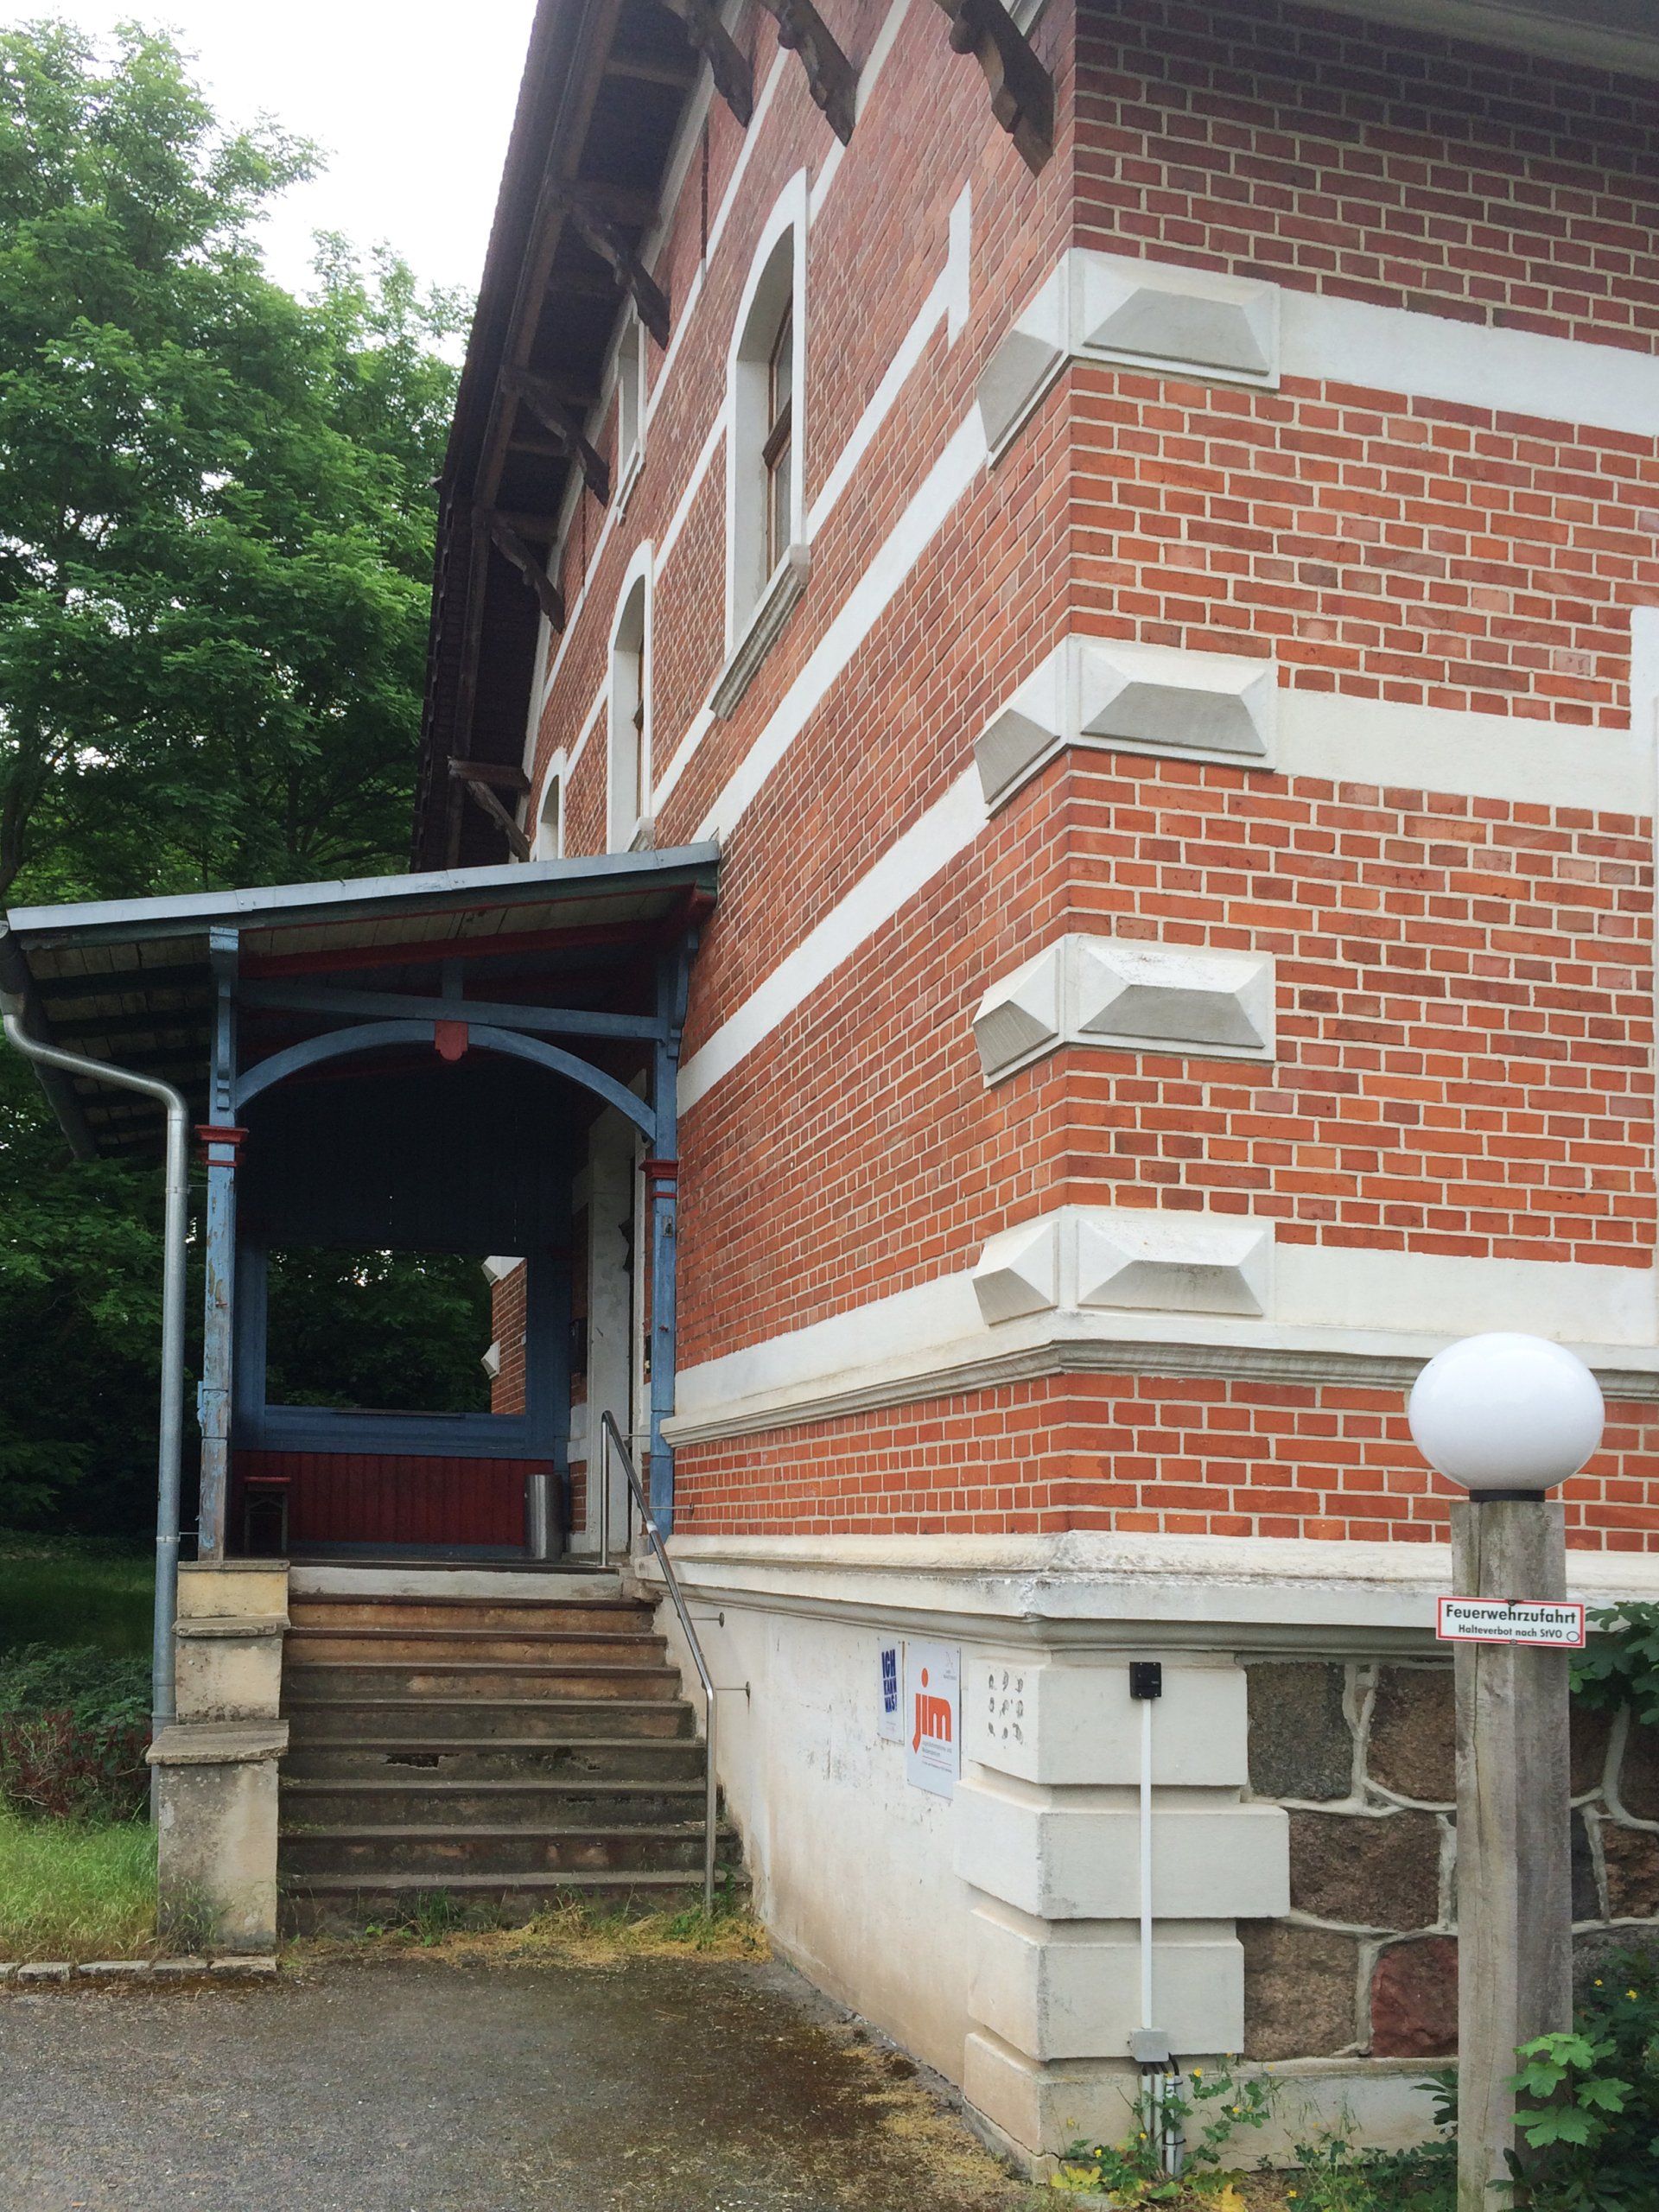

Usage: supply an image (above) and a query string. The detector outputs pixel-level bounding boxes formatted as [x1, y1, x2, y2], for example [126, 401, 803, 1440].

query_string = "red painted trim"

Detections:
[643, 1158, 678, 1191]
[434, 1020, 470, 1063]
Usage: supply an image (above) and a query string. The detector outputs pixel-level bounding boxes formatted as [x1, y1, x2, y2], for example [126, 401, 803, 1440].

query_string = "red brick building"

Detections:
[408, 0, 1659, 2158]
[7, 0, 1659, 2168]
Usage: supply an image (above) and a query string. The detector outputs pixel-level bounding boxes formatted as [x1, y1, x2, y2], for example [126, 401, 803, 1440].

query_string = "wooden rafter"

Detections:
[482, 512, 567, 632]
[656, 0, 754, 124]
[460, 774, 533, 862]
[753, 0, 856, 143]
[505, 371, 612, 505]
[560, 195, 671, 346]
[932, 0, 1052, 174]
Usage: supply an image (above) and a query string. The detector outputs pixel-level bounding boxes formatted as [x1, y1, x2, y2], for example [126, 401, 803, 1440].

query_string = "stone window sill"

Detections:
[711, 543, 810, 721]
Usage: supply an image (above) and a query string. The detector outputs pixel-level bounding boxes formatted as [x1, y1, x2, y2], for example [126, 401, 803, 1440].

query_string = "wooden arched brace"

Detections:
[752, 0, 856, 144]
[505, 372, 611, 505]
[483, 512, 567, 632]
[934, 0, 1053, 175]
[561, 200, 671, 346]
[657, 0, 754, 124]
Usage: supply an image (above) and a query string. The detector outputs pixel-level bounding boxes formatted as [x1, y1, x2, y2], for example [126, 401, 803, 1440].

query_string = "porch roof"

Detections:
[0, 842, 719, 1161]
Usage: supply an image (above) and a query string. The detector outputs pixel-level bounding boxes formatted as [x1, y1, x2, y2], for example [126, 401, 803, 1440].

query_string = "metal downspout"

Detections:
[0, 973, 192, 1761]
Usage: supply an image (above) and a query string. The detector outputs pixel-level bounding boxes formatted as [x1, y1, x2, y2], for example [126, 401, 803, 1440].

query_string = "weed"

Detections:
[1052, 2063, 1274, 2202]
[0, 1643, 150, 1820]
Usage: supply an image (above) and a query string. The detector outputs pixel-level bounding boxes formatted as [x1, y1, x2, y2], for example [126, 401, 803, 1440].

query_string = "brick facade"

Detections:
[518, 0, 1659, 1551]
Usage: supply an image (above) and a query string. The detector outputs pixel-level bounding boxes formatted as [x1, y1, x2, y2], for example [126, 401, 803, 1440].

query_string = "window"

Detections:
[764, 302, 793, 575]
[715, 175, 810, 718]
[534, 772, 562, 861]
[608, 567, 650, 849]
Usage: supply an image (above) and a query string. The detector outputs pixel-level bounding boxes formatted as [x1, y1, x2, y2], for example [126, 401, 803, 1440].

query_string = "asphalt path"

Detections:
[0, 1952, 1030, 2212]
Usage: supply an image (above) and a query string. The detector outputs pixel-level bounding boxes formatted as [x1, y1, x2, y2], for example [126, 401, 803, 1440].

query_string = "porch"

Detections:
[0, 844, 719, 1569]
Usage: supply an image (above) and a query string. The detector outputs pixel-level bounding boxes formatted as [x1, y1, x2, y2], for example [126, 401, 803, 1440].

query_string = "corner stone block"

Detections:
[149, 1721, 288, 1955]
[954, 1773, 1289, 1921]
[1072, 251, 1280, 385]
[1070, 937, 1274, 1058]
[1074, 1209, 1272, 1319]
[963, 2030, 1136, 2164]
[175, 1618, 285, 1722]
[972, 1214, 1063, 1324]
[974, 645, 1068, 807]
[968, 1657, 1248, 1789]
[177, 1560, 289, 1621]
[976, 264, 1068, 459]
[969, 1899, 1245, 2061]
[1077, 640, 1276, 765]
[973, 942, 1065, 1081]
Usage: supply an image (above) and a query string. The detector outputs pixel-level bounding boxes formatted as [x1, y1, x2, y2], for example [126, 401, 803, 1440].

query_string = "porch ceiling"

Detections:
[0, 843, 718, 1161]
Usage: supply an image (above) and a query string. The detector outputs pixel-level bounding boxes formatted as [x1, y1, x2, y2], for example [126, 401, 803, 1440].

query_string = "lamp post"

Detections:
[1408, 1332, 1605, 2212]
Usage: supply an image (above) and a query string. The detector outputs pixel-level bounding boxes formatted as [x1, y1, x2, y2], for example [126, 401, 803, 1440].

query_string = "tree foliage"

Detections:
[0, 20, 468, 1531]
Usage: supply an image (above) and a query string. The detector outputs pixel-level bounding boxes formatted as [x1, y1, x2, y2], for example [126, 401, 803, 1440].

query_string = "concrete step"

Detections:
[283, 1738, 708, 1782]
[282, 1778, 707, 1826]
[281, 1869, 741, 1934]
[283, 1662, 683, 1701]
[288, 1598, 652, 1633]
[279, 1821, 731, 1878]
[283, 1697, 696, 1742]
[286, 1628, 667, 1666]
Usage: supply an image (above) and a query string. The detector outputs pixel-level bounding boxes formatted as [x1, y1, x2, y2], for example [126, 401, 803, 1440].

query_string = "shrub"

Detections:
[0, 1643, 149, 1821]
[1509, 1952, 1659, 2212]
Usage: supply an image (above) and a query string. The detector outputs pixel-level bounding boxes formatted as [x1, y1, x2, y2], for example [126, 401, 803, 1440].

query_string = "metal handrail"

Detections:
[600, 1411, 718, 1914]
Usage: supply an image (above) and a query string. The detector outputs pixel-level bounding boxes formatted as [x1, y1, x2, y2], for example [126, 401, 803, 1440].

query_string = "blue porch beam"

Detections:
[197, 926, 242, 1561]
[239, 981, 664, 1041]
[645, 935, 696, 1535]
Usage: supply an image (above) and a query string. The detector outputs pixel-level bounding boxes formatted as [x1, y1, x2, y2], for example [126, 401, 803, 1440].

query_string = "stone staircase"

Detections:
[278, 1580, 734, 1928]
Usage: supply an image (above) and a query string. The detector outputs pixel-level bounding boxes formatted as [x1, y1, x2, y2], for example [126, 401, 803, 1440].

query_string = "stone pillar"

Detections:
[146, 1559, 289, 1954]
[956, 1653, 1288, 2163]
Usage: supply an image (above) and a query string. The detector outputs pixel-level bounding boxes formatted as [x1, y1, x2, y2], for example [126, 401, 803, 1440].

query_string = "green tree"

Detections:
[0, 20, 469, 1531]
[0, 18, 467, 900]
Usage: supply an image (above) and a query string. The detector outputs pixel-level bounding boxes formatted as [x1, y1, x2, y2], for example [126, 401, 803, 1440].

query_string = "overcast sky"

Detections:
[3, 1, 541, 300]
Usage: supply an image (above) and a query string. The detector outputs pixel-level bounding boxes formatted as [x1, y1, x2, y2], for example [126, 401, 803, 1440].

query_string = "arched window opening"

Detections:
[764, 302, 793, 575]
[609, 574, 649, 850]
[534, 773, 562, 861]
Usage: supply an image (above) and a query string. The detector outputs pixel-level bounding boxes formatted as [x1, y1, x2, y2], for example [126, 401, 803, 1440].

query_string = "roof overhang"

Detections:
[1290, 0, 1659, 77]
[2, 844, 719, 1161]
[414, 0, 709, 872]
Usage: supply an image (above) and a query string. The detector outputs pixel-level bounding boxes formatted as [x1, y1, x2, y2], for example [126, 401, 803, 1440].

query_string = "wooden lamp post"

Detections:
[1408, 1333, 1605, 2212]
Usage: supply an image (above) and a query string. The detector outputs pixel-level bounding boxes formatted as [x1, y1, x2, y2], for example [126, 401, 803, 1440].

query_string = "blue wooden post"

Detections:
[197, 928, 242, 1561]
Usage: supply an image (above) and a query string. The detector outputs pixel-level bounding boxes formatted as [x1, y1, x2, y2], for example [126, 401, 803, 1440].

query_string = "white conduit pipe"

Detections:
[0, 983, 191, 1764]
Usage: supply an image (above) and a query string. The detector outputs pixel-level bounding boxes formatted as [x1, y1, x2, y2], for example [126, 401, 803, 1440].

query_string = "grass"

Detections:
[302, 1889, 770, 1967]
[0, 1537, 151, 1659]
[0, 1803, 156, 1961]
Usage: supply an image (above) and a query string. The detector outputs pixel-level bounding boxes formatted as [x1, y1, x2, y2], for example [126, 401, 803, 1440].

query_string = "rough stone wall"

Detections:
[1240, 1660, 1659, 2062]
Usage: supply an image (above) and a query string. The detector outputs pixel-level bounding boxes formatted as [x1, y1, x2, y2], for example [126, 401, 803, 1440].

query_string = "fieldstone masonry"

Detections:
[1240, 1662, 1659, 2063]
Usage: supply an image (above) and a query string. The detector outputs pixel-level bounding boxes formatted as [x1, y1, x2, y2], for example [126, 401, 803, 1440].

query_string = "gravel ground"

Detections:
[0, 1950, 1033, 2212]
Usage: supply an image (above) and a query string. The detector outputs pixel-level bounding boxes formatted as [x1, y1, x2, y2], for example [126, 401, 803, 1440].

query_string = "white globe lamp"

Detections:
[1407, 1332, 1604, 1497]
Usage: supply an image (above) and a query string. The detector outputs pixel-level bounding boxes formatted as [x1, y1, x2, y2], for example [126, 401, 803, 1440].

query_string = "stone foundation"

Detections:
[1239, 1660, 1659, 2062]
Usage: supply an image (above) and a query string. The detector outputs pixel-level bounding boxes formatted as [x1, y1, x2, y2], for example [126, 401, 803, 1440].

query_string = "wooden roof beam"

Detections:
[753, 0, 855, 143]
[506, 371, 612, 505]
[656, 0, 754, 124]
[560, 194, 671, 346]
[933, 0, 1052, 173]
[482, 511, 568, 632]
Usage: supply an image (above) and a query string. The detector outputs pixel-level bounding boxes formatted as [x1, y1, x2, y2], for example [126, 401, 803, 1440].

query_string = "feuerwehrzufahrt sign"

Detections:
[1436, 1598, 1587, 1649]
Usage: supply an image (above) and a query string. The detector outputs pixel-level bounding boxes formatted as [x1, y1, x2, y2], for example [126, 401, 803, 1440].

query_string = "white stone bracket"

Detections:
[973, 1206, 1274, 1325]
[975, 932, 1275, 1081]
[976, 635, 1279, 809]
